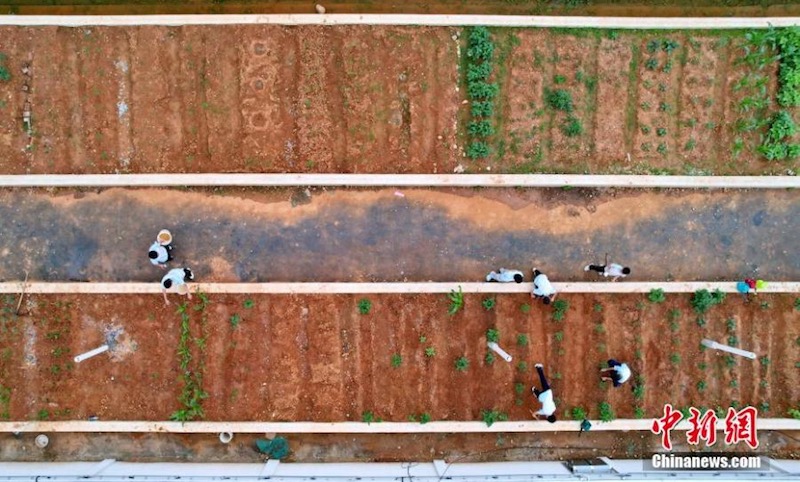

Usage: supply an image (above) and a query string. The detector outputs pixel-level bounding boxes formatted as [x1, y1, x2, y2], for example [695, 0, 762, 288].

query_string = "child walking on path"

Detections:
[584, 254, 630, 282]
[600, 359, 632, 387]
[486, 268, 524, 283]
[531, 363, 557, 423]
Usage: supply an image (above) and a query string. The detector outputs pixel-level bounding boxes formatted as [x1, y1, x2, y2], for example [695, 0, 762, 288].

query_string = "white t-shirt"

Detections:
[535, 389, 556, 416]
[604, 263, 626, 278]
[487, 268, 524, 283]
[161, 268, 187, 290]
[613, 363, 632, 384]
[149, 242, 169, 265]
[533, 274, 555, 297]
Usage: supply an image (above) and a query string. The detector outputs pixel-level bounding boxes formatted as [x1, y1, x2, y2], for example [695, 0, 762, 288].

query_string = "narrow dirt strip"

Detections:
[0, 282, 797, 294]
[0, 419, 797, 433]
[0, 174, 798, 189]
[0, 14, 798, 29]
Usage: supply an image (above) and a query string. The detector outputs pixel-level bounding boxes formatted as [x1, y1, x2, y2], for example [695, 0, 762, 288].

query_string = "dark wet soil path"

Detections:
[0, 187, 797, 283]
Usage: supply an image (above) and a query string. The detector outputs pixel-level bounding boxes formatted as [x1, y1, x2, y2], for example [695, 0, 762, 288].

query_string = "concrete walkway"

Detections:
[0, 187, 797, 283]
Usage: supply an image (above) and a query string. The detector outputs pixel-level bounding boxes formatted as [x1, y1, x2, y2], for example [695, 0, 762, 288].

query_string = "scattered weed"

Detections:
[647, 288, 666, 303]
[448, 286, 464, 315]
[357, 298, 372, 315]
[390, 353, 402, 368]
[481, 409, 508, 427]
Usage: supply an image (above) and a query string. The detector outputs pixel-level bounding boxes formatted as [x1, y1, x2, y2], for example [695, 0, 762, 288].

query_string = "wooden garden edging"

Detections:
[0, 173, 798, 189]
[0, 14, 798, 29]
[0, 419, 797, 433]
[0, 282, 797, 295]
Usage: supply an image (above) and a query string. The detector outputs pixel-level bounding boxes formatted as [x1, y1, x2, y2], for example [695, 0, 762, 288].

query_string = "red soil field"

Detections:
[0, 26, 794, 175]
[0, 292, 796, 423]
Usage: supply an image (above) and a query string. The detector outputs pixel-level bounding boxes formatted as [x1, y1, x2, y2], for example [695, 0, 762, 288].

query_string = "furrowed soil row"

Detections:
[0, 293, 795, 423]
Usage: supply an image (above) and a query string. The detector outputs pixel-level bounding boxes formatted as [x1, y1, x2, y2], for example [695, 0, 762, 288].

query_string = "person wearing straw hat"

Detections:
[148, 229, 174, 269]
[161, 267, 194, 305]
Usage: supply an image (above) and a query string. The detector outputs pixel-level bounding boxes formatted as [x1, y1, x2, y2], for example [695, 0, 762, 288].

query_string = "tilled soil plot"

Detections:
[0, 25, 461, 174]
[0, 293, 795, 424]
[0, 26, 796, 175]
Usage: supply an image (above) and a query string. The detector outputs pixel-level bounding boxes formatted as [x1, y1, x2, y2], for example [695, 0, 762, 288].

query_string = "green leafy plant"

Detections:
[554, 331, 564, 342]
[634, 407, 646, 419]
[471, 100, 494, 117]
[656, 127, 667, 137]
[466, 141, 491, 159]
[357, 298, 372, 315]
[598, 402, 615, 422]
[419, 335, 427, 343]
[788, 408, 800, 420]
[571, 406, 587, 420]
[514, 382, 525, 395]
[561, 115, 583, 137]
[486, 328, 500, 343]
[645, 57, 658, 70]
[447, 286, 464, 315]
[484, 351, 495, 365]
[794, 297, 800, 310]
[468, 119, 495, 137]
[670, 353, 681, 365]
[481, 409, 508, 427]
[424, 346, 436, 358]
[455, 356, 469, 372]
[760, 356, 771, 367]
[516, 334, 529, 346]
[758, 110, 800, 161]
[467, 26, 494, 60]
[390, 353, 402, 368]
[545, 88, 574, 112]
[482, 297, 496, 311]
[691, 289, 726, 314]
[697, 380, 707, 392]
[517, 361, 528, 373]
[467, 81, 499, 100]
[243, 299, 255, 309]
[662, 38, 680, 54]
[420, 412, 432, 424]
[467, 63, 492, 82]
[551, 299, 569, 321]
[362, 410, 377, 424]
[520, 303, 531, 314]
[633, 383, 645, 401]
[657, 143, 668, 155]
[648, 288, 666, 303]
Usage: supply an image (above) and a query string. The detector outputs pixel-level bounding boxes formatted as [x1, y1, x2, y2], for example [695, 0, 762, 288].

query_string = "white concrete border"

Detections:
[0, 281, 797, 294]
[0, 14, 798, 28]
[0, 173, 798, 188]
[0, 419, 797, 433]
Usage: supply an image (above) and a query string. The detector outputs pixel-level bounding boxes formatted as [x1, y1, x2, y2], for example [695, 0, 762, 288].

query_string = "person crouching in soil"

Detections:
[162, 267, 194, 305]
[486, 268, 524, 283]
[530, 363, 557, 423]
[600, 358, 631, 388]
[531, 268, 557, 305]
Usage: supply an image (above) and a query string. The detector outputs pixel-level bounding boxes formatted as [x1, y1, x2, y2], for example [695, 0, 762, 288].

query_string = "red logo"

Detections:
[651, 404, 683, 451]
[686, 407, 718, 446]
[724, 406, 759, 449]
[653, 405, 759, 450]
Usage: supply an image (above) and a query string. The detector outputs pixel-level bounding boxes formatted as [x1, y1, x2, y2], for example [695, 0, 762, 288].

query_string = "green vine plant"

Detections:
[170, 292, 210, 422]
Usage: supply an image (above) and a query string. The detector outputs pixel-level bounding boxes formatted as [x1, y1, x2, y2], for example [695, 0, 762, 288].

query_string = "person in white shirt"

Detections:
[531, 268, 557, 305]
[148, 241, 173, 269]
[161, 267, 194, 305]
[531, 363, 557, 423]
[584, 253, 630, 282]
[600, 359, 632, 387]
[486, 268, 524, 283]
